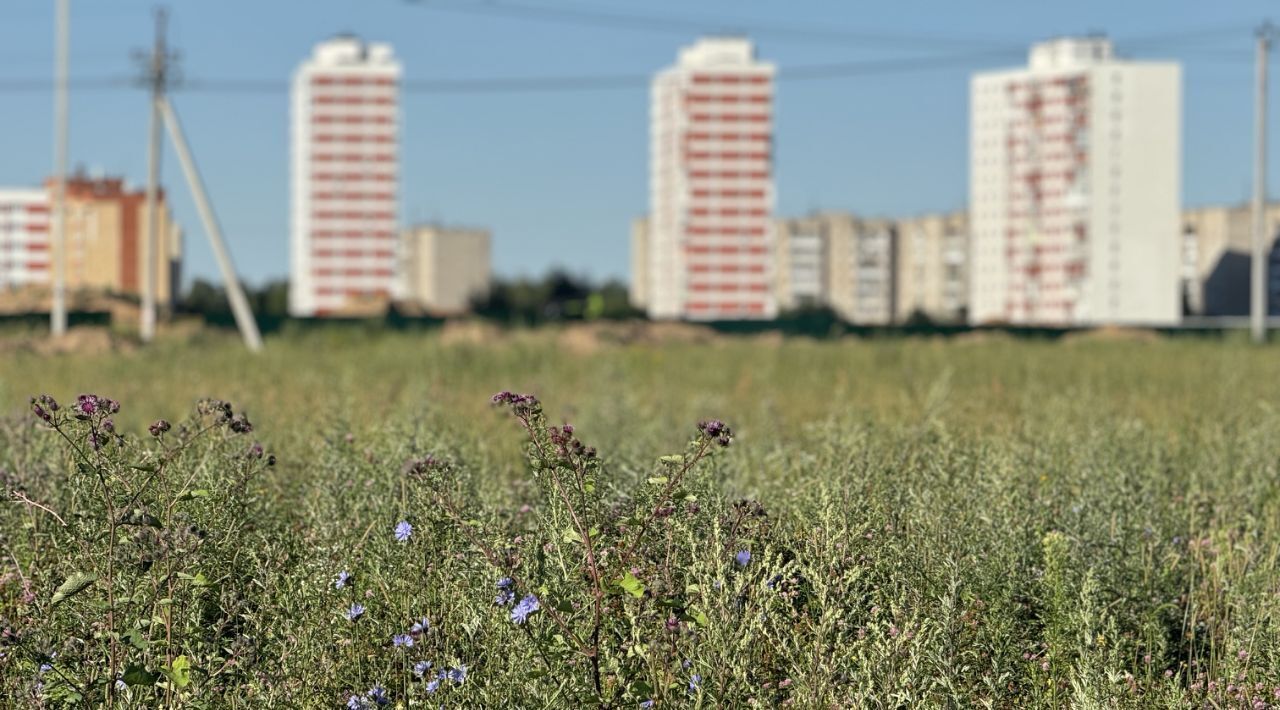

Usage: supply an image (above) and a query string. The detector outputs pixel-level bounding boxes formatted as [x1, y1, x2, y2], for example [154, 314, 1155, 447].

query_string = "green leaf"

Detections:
[561, 527, 582, 544]
[123, 664, 157, 686]
[659, 455, 683, 465]
[176, 489, 211, 502]
[615, 572, 645, 598]
[129, 463, 158, 473]
[646, 476, 668, 485]
[161, 655, 191, 688]
[51, 572, 97, 606]
[123, 628, 150, 651]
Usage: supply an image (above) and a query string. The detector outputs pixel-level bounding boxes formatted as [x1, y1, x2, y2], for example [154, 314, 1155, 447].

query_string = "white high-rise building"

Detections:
[290, 35, 401, 317]
[0, 189, 50, 290]
[969, 37, 1181, 326]
[646, 37, 776, 320]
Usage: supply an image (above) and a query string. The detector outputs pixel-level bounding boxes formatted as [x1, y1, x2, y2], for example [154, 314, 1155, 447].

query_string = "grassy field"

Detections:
[2, 328, 1280, 707]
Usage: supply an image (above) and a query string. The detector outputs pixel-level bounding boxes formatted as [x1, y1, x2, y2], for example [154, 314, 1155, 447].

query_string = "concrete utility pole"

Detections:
[160, 96, 264, 352]
[139, 7, 173, 343]
[50, 0, 69, 337]
[1252, 22, 1274, 344]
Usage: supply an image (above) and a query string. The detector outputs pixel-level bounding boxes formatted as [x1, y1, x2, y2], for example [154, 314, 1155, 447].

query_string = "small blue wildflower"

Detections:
[425, 679, 441, 694]
[345, 603, 366, 621]
[115, 679, 126, 691]
[682, 659, 691, 669]
[495, 577, 516, 606]
[767, 574, 782, 590]
[39, 663, 52, 674]
[366, 685, 389, 705]
[413, 660, 433, 679]
[335, 570, 351, 590]
[447, 665, 468, 684]
[392, 633, 414, 648]
[640, 701, 654, 709]
[410, 617, 430, 635]
[511, 594, 540, 624]
[689, 673, 702, 694]
[735, 550, 751, 567]
[346, 696, 368, 710]
[394, 520, 413, 542]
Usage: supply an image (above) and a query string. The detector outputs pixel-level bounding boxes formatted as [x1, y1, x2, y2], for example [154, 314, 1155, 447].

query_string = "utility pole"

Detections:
[1252, 22, 1274, 344]
[138, 8, 175, 343]
[50, 0, 69, 337]
[160, 97, 264, 352]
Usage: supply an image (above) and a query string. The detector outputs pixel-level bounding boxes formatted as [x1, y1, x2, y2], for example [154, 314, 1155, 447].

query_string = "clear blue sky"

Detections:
[0, 0, 1273, 288]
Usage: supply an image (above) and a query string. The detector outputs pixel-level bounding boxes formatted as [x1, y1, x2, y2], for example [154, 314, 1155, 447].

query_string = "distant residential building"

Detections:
[0, 189, 50, 291]
[774, 216, 828, 310]
[290, 35, 401, 317]
[629, 216, 650, 309]
[400, 224, 490, 314]
[1181, 203, 1280, 316]
[775, 213, 896, 325]
[895, 211, 969, 323]
[645, 37, 777, 320]
[0, 174, 182, 308]
[970, 36, 1181, 325]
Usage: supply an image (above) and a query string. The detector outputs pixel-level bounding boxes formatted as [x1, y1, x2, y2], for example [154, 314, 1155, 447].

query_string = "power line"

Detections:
[403, 0, 1024, 50]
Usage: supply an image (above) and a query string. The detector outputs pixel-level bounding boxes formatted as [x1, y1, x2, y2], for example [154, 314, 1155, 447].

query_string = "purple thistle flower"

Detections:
[392, 633, 414, 648]
[345, 603, 365, 621]
[735, 549, 751, 567]
[511, 594, 540, 624]
[394, 520, 412, 542]
[334, 570, 351, 590]
[149, 419, 170, 437]
[413, 660, 433, 679]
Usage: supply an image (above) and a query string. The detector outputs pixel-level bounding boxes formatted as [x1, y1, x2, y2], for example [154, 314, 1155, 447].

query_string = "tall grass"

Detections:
[0, 330, 1278, 706]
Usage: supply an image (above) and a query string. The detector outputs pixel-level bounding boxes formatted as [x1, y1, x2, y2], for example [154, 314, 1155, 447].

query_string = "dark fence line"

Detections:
[0, 310, 1258, 341]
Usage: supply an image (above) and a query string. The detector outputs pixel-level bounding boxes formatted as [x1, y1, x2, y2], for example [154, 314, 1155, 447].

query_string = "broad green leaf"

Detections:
[51, 572, 97, 606]
[123, 664, 157, 686]
[659, 455, 683, 465]
[615, 572, 645, 598]
[561, 527, 582, 544]
[162, 655, 191, 688]
[123, 628, 149, 651]
[646, 476, 668, 485]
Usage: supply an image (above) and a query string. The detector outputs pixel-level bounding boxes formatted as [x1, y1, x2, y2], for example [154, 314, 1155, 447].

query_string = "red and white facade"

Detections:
[645, 37, 776, 320]
[290, 36, 400, 317]
[0, 189, 51, 290]
[970, 37, 1181, 326]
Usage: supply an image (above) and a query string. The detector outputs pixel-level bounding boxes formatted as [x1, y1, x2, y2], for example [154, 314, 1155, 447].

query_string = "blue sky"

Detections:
[0, 1, 1273, 287]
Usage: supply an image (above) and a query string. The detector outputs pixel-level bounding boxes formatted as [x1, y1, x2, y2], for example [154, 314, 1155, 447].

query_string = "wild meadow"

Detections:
[1, 327, 1279, 708]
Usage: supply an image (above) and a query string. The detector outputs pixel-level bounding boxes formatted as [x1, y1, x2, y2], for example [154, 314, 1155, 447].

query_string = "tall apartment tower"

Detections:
[970, 37, 1181, 326]
[0, 189, 51, 291]
[646, 37, 776, 320]
[290, 35, 401, 317]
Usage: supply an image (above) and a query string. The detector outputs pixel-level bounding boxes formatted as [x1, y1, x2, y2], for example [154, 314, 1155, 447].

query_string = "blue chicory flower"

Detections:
[735, 550, 751, 567]
[413, 660, 433, 679]
[425, 679, 441, 694]
[345, 603, 366, 621]
[392, 633, 414, 648]
[335, 570, 351, 590]
[511, 594, 540, 624]
[394, 520, 412, 542]
[689, 673, 702, 694]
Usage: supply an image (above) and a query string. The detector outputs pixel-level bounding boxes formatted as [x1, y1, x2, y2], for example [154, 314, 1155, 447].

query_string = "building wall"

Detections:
[647, 37, 776, 321]
[629, 217, 649, 309]
[774, 216, 827, 310]
[401, 225, 490, 314]
[1182, 203, 1280, 316]
[895, 211, 969, 323]
[0, 189, 50, 289]
[970, 37, 1180, 326]
[291, 36, 400, 317]
[0, 178, 180, 307]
